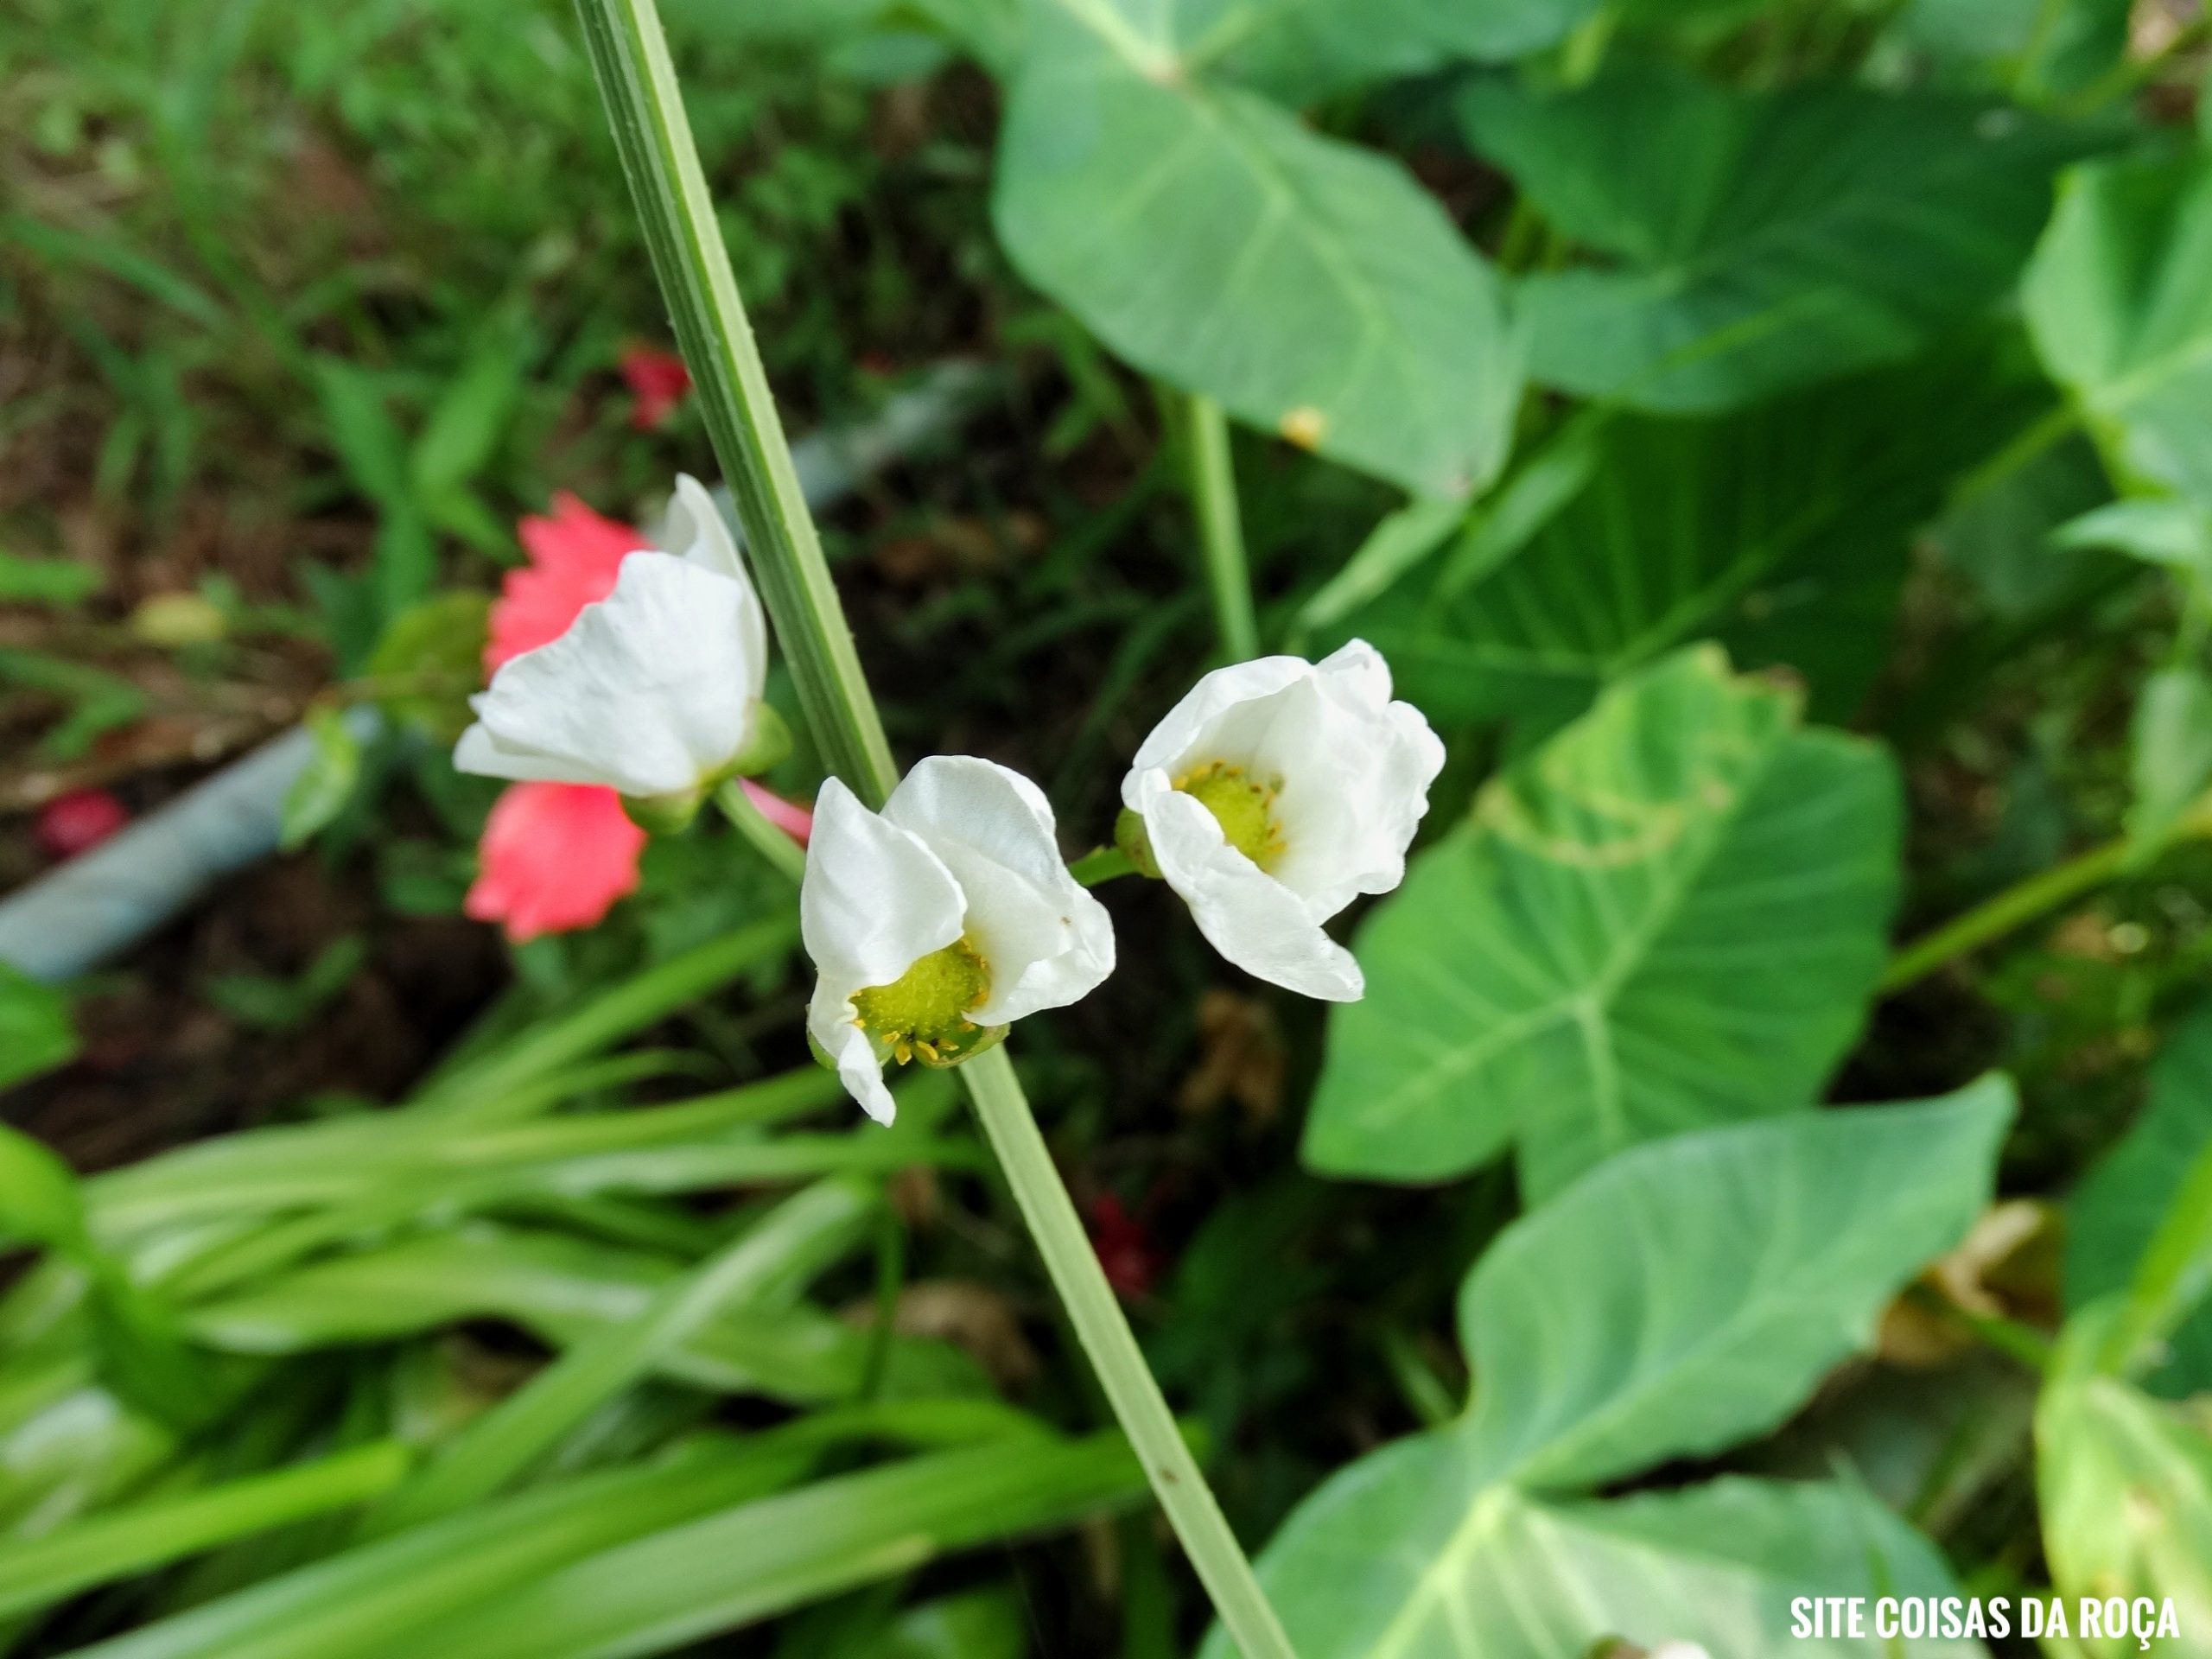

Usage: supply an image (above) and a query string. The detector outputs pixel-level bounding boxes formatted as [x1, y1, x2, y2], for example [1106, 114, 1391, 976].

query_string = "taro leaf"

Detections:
[1211, 1089, 2008, 1659]
[1893, 0, 2131, 98]
[1214, 1472, 1981, 1659]
[1305, 647, 1902, 1198]
[1173, 0, 1605, 102]
[1339, 350, 2038, 731]
[2037, 1319, 2212, 1659]
[1464, 67, 2092, 411]
[1940, 434, 2113, 616]
[1459, 1083, 2011, 1489]
[2025, 154, 2212, 511]
[2130, 666, 2212, 855]
[992, 0, 1520, 497]
[2069, 1008, 2212, 1395]
[2056, 496, 2212, 587]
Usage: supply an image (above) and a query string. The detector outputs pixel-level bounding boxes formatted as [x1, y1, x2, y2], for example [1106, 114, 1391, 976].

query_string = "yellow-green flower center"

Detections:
[851, 937, 993, 1065]
[1176, 760, 1284, 868]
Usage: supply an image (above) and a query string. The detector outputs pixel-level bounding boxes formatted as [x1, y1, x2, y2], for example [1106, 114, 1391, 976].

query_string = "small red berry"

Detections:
[37, 788, 130, 859]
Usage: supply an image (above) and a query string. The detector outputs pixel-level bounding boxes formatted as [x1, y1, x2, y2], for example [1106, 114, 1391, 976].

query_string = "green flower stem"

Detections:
[1185, 391, 1260, 661]
[575, 6, 1294, 1653]
[572, 0, 894, 801]
[714, 779, 810, 884]
[1069, 845, 1138, 887]
[1879, 806, 2212, 994]
[958, 1047, 1295, 1659]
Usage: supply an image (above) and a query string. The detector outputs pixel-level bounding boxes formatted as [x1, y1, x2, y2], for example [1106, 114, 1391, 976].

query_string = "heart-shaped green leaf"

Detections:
[1466, 67, 2094, 411]
[993, 0, 1520, 496]
[2026, 152, 2212, 512]
[1306, 646, 1901, 1198]
[1214, 1087, 2009, 1659]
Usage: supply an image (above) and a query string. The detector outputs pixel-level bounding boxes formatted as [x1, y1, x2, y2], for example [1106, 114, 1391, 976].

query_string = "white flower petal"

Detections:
[1122, 654, 1315, 795]
[660, 474, 767, 694]
[1121, 639, 1440, 998]
[809, 980, 899, 1125]
[801, 778, 967, 997]
[1141, 779, 1363, 1001]
[456, 551, 763, 797]
[883, 756, 1114, 1025]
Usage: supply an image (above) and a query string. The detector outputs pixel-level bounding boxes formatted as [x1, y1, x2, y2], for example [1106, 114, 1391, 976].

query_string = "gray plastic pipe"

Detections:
[0, 362, 995, 982]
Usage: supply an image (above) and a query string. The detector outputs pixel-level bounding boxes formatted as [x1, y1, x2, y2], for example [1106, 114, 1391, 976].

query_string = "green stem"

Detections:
[1879, 805, 2212, 993]
[1185, 392, 1260, 661]
[715, 779, 810, 884]
[572, 0, 894, 800]
[1881, 839, 2133, 994]
[960, 1048, 1294, 1659]
[574, 7, 1293, 1653]
[1070, 845, 1138, 887]
[1946, 400, 2082, 514]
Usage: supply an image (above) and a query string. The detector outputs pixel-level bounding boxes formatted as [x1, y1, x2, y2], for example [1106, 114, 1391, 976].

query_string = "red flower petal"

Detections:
[465, 781, 646, 942]
[620, 346, 692, 433]
[36, 788, 130, 859]
[487, 494, 648, 671]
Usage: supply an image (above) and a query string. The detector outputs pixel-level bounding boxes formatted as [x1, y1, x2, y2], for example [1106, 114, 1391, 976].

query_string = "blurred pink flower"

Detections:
[620, 346, 691, 432]
[36, 788, 129, 859]
[486, 493, 648, 672]
[466, 780, 647, 942]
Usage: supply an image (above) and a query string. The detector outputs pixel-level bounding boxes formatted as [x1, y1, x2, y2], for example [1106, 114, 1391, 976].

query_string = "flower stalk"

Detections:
[572, 3, 1295, 1653]
[1185, 391, 1261, 661]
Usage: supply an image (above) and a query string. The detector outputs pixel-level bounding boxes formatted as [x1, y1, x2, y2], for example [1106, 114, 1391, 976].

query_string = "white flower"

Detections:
[803, 756, 1116, 1123]
[454, 475, 771, 802]
[1119, 639, 1443, 1001]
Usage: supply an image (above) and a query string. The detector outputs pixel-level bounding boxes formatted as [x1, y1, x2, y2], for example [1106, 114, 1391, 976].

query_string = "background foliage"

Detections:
[7, 0, 2212, 1654]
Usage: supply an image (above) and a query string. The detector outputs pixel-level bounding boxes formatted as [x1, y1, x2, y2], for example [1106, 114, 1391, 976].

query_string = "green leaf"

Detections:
[2130, 666, 2212, 854]
[2025, 153, 2212, 510]
[2037, 1321, 2212, 1659]
[1893, 0, 2130, 96]
[410, 333, 526, 499]
[0, 548, 102, 607]
[63, 1437, 824, 1659]
[0, 646, 148, 760]
[1305, 647, 1903, 1197]
[1166, 0, 1602, 103]
[374, 1181, 880, 1529]
[282, 707, 365, 852]
[0, 1121, 90, 1252]
[992, 0, 1520, 496]
[1459, 1084, 2012, 1489]
[1466, 67, 2093, 410]
[421, 1431, 1146, 1659]
[190, 1225, 985, 1406]
[1211, 1090, 2008, 1659]
[0, 1441, 412, 1623]
[366, 590, 491, 742]
[1342, 351, 2036, 730]
[206, 936, 369, 1033]
[879, 1586, 1027, 1659]
[2071, 1009, 2212, 1303]
[0, 963, 79, 1091]
[2056, 496, 2212, 586]
[1942, 434, 2113, 615]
